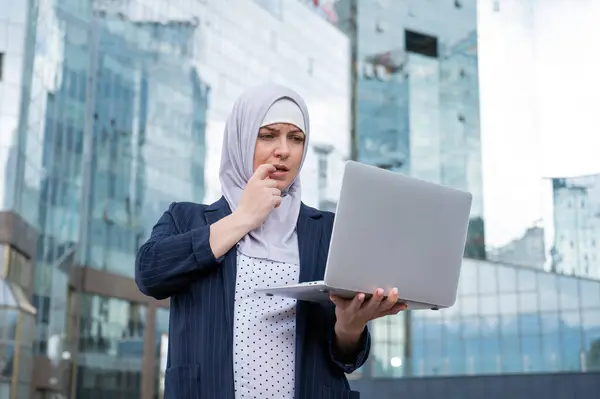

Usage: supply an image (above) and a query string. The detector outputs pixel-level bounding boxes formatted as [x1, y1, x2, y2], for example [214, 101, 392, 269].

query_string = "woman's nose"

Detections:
[275, 138, 291, 157]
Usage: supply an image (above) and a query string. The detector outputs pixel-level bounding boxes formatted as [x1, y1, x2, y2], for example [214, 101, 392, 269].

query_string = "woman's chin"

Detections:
[269, 178, 291, 191]
[276, 182, 290, 192]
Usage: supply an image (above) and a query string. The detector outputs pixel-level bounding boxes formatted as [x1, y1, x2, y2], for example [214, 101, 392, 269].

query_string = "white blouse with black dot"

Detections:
[233, 251, 299, 399]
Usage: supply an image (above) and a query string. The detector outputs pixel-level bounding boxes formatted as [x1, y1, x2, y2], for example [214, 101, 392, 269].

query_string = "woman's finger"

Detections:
[379, 287, 398, 311]
[347, 292, 365, 313]
[379, 303, 407, 317]
[360, 288, 384, 317]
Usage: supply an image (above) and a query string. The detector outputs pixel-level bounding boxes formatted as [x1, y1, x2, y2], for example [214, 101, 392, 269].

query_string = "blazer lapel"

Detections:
[297, 203, 322, 283]
[294, 203, 323, 395]
[204, 197, 237, 331]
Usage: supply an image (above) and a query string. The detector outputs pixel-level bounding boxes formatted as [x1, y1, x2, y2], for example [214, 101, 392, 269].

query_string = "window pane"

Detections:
[519, 314, 540, 336]
[582, 308, 600, 368]
[480, 296, 499, 315]
[580, 280, 600, 308]
[541, 332, 562, 372]
[521, 336, 542, 372]
[500, 315, 519, 337]
[423, 319, 442, 341]
[558, 276, 580, 310]
[561, 329, 583, 371]
[458, 263, 477, 295]
[517, 268, 536, 292]
[497, 266, 516, 293]
[540, 312, 560, 332]
[460, 296, 479, 316]
[77, 294, 146, 398]
[538, 273, 558, 311]
[497, 293, 518, 315]
[478, 264, 497, 295]
[0, 343, 15, 377]
[519, 292, 538, 314]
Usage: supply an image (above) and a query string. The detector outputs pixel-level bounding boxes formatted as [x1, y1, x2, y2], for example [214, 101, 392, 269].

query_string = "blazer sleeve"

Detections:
[322, 211, 371, 373]
[135, 202, 223, 300]
[327, 307, 372, 374]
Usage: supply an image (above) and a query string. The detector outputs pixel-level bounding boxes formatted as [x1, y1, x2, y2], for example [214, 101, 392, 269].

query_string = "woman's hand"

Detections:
[234, 164, 282, 230]
[330, 288, 407, 338]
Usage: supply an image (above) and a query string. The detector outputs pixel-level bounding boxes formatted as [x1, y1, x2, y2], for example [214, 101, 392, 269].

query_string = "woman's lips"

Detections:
[269, 170, 288, 180]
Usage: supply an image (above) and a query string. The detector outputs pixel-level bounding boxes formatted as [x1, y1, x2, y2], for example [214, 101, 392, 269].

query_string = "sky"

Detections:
[477, 0, 600, 250]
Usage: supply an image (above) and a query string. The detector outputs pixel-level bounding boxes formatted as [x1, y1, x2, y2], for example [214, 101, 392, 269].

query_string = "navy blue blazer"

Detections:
[135, 197, 370, 399]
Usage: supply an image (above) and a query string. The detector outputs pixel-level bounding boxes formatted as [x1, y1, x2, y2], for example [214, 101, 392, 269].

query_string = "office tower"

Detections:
[0, 0, 350, 397]
[551, 175, 600, 279]
[333, 0, 600, 397]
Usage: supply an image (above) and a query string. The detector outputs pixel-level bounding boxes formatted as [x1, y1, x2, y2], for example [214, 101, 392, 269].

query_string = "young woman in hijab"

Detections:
[135, 83, 406, 399]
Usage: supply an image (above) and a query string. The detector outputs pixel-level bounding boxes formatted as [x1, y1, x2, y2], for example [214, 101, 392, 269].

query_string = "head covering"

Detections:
[260, 98, 306, 133]
[219, 83, 310, 264]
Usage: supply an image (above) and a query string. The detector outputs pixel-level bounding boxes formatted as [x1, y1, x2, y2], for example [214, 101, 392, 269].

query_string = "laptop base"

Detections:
[255, 281, 442, 310]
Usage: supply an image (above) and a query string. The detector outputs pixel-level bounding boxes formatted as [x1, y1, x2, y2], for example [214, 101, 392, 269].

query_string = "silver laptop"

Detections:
[255, 160, 472, 310]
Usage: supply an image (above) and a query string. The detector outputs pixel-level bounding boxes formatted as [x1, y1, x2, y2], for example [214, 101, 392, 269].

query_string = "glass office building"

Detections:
[2, 0, 599, 398]
[332, 0, 600, 397]
[0, 0, 350, 397]
[551, 174, 600, 280]
[336, 0, 485, 259]
[371, 258, 600, 377]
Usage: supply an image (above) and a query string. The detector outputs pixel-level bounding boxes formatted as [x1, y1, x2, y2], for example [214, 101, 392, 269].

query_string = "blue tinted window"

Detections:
[580, 279, 600, 308]
[77, 295, 146, 398]
[517, 268, 537, 292]
[559, 276, 581, 310]
[519, 313, 541, 335]
[458, 262, 478, 296]
[497, 266, 517, 293]
[478, 264, 497, 295]
[538, 273, 559, 311]
[497, 292, 518, 315]
[519, 292, 538, 314]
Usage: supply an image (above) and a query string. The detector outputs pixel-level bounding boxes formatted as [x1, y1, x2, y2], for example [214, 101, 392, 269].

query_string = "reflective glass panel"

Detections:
[77, 294, 145, 398]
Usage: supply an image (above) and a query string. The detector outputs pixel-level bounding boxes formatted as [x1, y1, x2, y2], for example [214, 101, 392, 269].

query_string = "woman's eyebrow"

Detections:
[260, 126, 303, 134]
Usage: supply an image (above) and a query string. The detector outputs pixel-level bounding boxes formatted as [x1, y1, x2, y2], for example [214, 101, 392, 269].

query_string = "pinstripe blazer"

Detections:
[135, 197, 370, 399]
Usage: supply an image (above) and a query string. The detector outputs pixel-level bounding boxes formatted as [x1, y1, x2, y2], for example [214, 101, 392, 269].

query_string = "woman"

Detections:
[135, 83, 406, 399]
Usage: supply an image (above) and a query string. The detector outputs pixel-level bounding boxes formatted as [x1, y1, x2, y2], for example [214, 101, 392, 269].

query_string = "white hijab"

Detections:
[219, 83, 310, 264]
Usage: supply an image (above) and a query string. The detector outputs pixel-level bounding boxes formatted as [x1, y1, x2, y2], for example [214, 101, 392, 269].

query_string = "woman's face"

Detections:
[253, 122, 305, 190]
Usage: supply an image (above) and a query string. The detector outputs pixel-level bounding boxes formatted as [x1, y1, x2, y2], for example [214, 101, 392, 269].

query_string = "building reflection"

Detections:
[551, 174, 600, 279]
[0, 246, 37, 398]
[336, 0, 486, 260]
[2, 0, 350, 396]
[75, 295, 146, 397]
[2, 0, 598, 397]
[332, 0, 600, 390]
[372, 258, 600, 378]
[27, 2, 208, 397]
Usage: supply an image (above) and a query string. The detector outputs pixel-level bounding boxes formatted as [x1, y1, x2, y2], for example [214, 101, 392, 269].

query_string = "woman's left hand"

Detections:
[330, 288, 407, 338]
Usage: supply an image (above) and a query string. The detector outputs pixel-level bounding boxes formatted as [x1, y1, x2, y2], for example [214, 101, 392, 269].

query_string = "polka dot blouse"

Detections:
[233, 251, 299, 399]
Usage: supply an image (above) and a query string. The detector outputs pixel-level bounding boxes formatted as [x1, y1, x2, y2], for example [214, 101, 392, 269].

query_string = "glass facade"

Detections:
[10, 0, 348, 354]
[2, 0, 599, 396]
[1, 0, 351, 396]
[23, 0, 209, 364]
[0, 300, 35, 399]
[0, 245, 36, 399]
[372, 259, 600, 378]
[551, 174, 600, 280]
[333, 0, 600, 383]
[0, 0, 31, 217]
[76, 294, 146, 398]
[336, 0, 485, 259]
